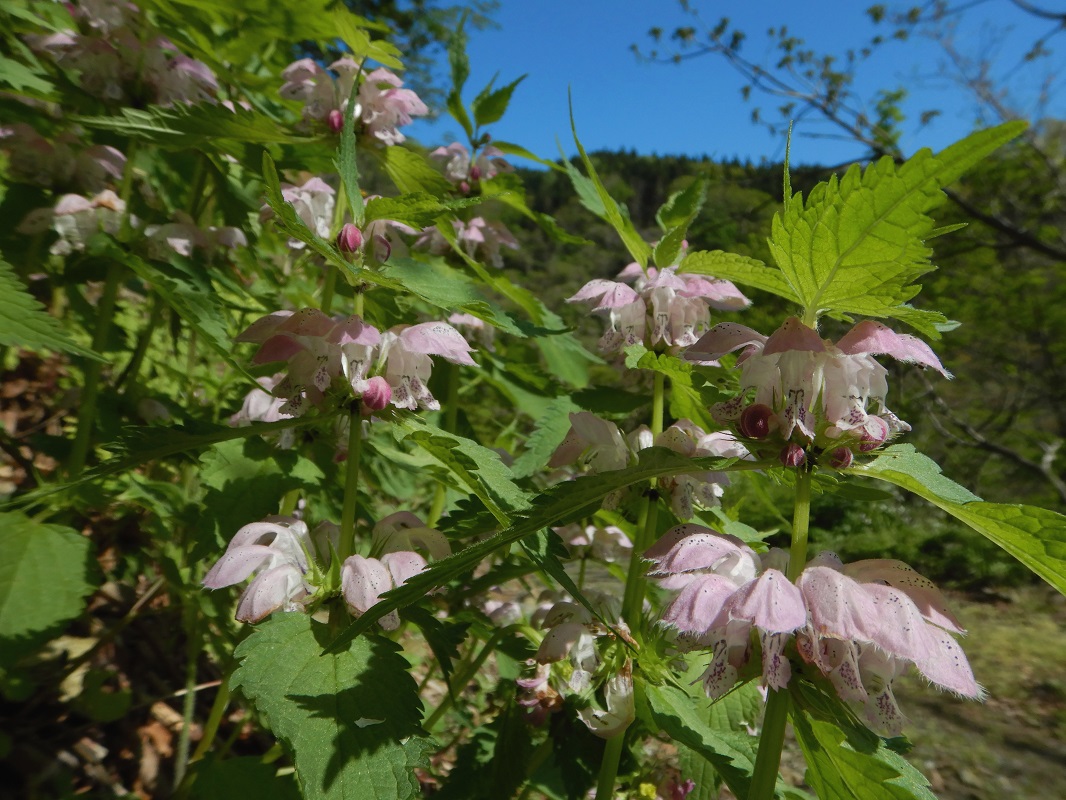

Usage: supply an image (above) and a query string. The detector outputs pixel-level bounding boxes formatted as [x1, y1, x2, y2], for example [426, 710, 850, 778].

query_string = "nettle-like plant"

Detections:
[1, 1, 1064, 799]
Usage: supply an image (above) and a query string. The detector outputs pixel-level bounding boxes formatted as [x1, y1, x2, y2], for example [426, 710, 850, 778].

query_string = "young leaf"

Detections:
[446, 16, 474, 138]
[0, 512, 94, 665]
[363, 193, 482, 229]
[472, 75, 527, 127]
[335, 71, 364, 225]
[331, 11, 403, 69]
[851, 444, 1066, 595]
[568, 96, 652, 267]
[653, 176, 707, 268]
[0, 258, 105, 361]
[231, 614, 428, 800]
[368, 144, 452, 196]
[769, 122, 1024, 330]
[73, 103, 300, 149]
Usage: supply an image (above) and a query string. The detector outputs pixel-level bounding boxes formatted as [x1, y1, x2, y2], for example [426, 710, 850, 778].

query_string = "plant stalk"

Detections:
[338, 405, 363, 562]
[594, 733, 626, 800]
[748, 466, 813, 800]
[427, 362, 460, 526]
[423, 630, 503, 732]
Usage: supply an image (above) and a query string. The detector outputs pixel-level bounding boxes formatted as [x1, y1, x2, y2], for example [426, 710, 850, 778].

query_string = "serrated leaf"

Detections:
[511, 396, 582, 479]
[0, 53, 55, 96]
[397, 416, 530, 524]
[791, 702, 937, 800]
[369, 145, 452, 196]
[0, 258, 105, 361]
[73, 104, 300, 149]
[0, 512, 94, 664]
[335, 74, 364, 225]
[641, 682, 756, 798]
[769, 122, 1023, 328]
[328, 448, 741, 649]
[472, 75, 526, 127]
[654, 177, 707, 267]
[567, 96, 651, 267]
[681, 249, 798, 304]
[363, 193, 482, 229]
[851, 444, 1066, 594]
[331, 10, 403, 69]
[231, 614, 428, 800]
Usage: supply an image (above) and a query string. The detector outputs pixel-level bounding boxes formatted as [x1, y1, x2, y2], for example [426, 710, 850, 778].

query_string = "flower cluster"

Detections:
[415, 216, 519, 268]
[203, 511, 449, 627]
[0, 124, 125, 192]
[280, 59, 427, 143]
[567, 263, 750, 355]
[685, 317, 951, 467]
[430, 141, 512, 191]
[236, 309, 477, 414]
[27, 0, 218, 106]
[549, 411, 747, 519]
[648, 524, 981, 734]
[520, 592, 636, 738]
[17, 190, 127, 256]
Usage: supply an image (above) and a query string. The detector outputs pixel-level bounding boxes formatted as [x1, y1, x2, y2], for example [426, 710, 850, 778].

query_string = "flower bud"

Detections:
[827, 446, 853, 470]
[459, 180, 471, 194]
[361, 375, 391, 413]
[328, 108, 344, 133]
[738, 404, 774, 439]
[469, 164, 482, 181]
[780, 442, 806, 468]
[337, 222, 362, 255]
[858, 416, 890, 452]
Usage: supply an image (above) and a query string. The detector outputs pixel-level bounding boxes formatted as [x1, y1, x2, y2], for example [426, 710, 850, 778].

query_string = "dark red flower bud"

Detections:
[337, 223, 362, 255]
[328, 109, 344, 133]
[858, 416, 890, 452]
[360, 376, 391, 413]
[780, 442, 806, 468]
[738, 404, 774, 439]
[469, 164, 482, 181]
[827, 446, 854, 470]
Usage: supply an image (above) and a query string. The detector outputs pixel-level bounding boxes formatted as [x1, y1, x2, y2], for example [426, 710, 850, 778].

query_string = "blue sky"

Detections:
[407, 0, 1064, 166]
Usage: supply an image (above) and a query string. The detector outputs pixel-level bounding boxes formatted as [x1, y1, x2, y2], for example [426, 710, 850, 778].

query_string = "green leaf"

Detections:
[363, 193, 482, 229]
[188, 756, 301, 800]
[641, 682, 756, 799]
[654, 177, 707, 268]
[0, 53, 55, 97]
[331, 11, 403, 69]
[400, 606, 468, 684]
[73, 104, 300, 149]
[851, 444, 1066, 595]
[791, 684, 937, 800]
[491, 140, 565, 171]
[511, 396, 582, 479]
[769, 122, 1024, 329]
[335, 74, 364, 225]
[369, 145, 452, 196]
[231, 614, 428, 800]
[681, 249, 798, 305]
[0, 512, 94, 664]
[567, 96, 652, 267]
[472, 75, 526, 127]
[397, 416, 530, 524]
[0, 258, 105, 361]
[328, 448, 740, 649]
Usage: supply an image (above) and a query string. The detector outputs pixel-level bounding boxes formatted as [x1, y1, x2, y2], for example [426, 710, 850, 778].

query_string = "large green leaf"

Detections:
[0, 258, 104, 361]
[791, 681, 937, 800]
[769, 122, 1024, 330]
[680, 249, 798, 305]
[850, 444, 1066, 595]
[0, 512, 94, 664]
[231, 613, 429, 800]
[641, 682, 757, 799]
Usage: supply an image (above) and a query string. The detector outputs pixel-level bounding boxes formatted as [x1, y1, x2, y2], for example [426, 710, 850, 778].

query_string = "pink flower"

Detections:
[687, 317, 950, 460]
[264, 176, 336, 249]
[341, 549, 432, 630]
[378, 322, 477, 410]
[430, 142, 512, 184]
[19, 190, 128, 255]
[357, 68, 428, 145]
[648, 524, 807, 698]
[203, 517, 315, 623]
[795, 552, 981, 735]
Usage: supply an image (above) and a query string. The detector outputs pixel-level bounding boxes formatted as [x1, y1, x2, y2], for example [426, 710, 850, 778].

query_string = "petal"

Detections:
[661, 574, 738, 641]
[835, 320, 951, 377]
[762, 317, 826, 356]
[536, 622, 587, 663]
[381, 550, 427, 586]
[202, 544, 276, 588]
[235, 565, 306, 622]
[399, 322, 477, 366]
[843, 559, 964, 633]
[729, 568, 807, 634]
[341, 555, 393, 615]
[682, 322, 767, 362]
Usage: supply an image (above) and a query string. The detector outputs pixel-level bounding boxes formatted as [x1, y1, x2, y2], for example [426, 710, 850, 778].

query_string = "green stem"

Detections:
[322, 181, 349, 315]
[173, 608, 200, 788]
[338, 406, 363, 562]
[115, 294, 163, 394]
[620, 372, 666, 628]
[748, 467, 813, 800]
[427, 362, 460, 526]
[748, 688, 790, 800]
[594, 732, 626, 800]
[188, 675, 231, 764]
[321, 263, 339, 315]
[66, 260, 124, 477]
[423, 630, 503, 732]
